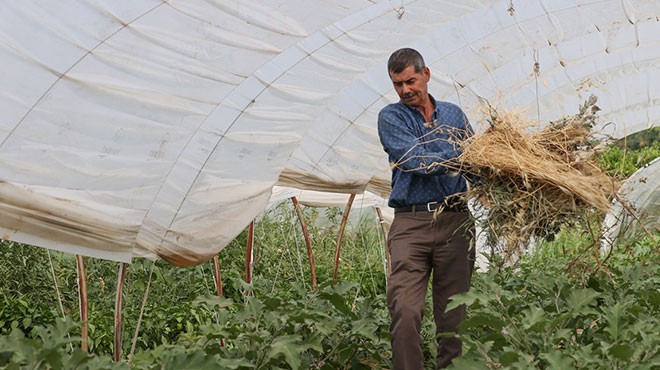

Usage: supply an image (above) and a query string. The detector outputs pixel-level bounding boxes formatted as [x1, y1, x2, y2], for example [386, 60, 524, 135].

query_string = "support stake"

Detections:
[333, 193, 356, 280]
[212, 256, 223, 297]
[245, 221, 255, 285]
[114, 262, 127, 362]
[211, 256, 226, 347]
[75, 255, 88, 352]
[291, 196, 317, 289]
[374, 207, 391, 276]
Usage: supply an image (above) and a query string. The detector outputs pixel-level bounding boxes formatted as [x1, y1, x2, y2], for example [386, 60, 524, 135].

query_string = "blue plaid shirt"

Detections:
[377, 95, 473, 208]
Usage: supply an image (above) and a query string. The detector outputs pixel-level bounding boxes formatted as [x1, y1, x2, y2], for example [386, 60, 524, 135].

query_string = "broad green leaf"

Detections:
[547, 312, 573, 328]
[319, 292, 353, 317]
[623, 364, 657, 370]
[541, 350, 574, 369]
[499, 351, 519, 366]
[302, 332, 324, 353]
[566, 288, 600, 314]
[165, 349, 220, 370]
[266, 334, 303, 369]
[216, 357, 255, 369]
[262, 297, 284, 311]
[604, 302, 625, 341]
[609, 343, 634, 361]
[460, 313, 504, 331]
[193, 295, 235, 310]
[445, 290, 484, 312]
[0, 350, 13, 367]
[305, 317, 337, 335]
[38, 347, 64, 369]
[522, 306, 547, 332]
[549, 328, 573, 345]
[350, 318, 378, 341]
[511, 353, 541, 369]
[586, 275, 602, 292]
[238, 331, 269, 344]
[198, 323, 231, 339]
[321, 280, 358, 296]
[446, 355, 490, 369]
[647, 290, 660, 310]
[572, 344, 606, 368]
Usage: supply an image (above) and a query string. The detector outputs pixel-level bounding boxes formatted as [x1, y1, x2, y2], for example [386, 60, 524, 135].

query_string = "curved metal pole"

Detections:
[333, 193, 356, 280]
[114, 262, 127, 362]
[245, 220, 254, 284]
[211, 256, 223, 297]
[75, 255, 88, 352]
[374, 207, 391, 276]
[291, 196, 317, 290]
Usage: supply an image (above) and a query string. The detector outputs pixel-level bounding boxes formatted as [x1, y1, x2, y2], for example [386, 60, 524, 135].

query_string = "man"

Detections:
[377, 48, 475, 369]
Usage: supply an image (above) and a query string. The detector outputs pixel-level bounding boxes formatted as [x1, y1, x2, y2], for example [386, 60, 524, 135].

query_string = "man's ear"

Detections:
[423, 66, 430, 82]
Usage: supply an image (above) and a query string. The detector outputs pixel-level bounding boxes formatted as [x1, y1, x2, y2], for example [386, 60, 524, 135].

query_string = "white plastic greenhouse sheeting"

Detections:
[603, 157, 660, 246]
[0, 0, 658, 266]
[270, 186, 393, 229]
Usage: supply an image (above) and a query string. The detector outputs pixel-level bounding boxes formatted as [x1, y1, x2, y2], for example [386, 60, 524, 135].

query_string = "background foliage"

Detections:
[597, 126, 660, 178]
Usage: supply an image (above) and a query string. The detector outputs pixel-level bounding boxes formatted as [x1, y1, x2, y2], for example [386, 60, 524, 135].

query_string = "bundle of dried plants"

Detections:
[456, 95, 619, 261]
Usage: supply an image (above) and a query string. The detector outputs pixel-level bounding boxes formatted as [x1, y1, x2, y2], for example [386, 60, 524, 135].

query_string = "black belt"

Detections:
[394, 201, 468, 214]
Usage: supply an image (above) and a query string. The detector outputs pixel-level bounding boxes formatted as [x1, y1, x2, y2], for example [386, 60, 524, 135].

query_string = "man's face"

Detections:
[389, 65, 430, 107]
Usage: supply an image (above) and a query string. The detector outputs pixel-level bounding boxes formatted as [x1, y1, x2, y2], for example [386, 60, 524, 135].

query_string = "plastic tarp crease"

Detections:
[0, 0, 657, 266]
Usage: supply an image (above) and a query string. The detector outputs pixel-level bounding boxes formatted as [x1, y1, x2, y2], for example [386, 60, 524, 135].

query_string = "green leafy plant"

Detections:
[448, 233, 660, 369]
[0, 318, 127, 370]
[183, 279, 391, 369]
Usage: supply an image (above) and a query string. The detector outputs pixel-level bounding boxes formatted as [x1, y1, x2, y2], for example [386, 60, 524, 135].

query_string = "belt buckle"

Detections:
[426, 201, 438, 212]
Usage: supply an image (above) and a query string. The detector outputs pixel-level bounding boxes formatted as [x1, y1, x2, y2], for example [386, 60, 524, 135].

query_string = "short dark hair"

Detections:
[387, 48, 425, 74]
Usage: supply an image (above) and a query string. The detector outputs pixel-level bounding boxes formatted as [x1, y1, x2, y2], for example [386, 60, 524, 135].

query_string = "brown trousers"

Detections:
[387, 209, 475, 369]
